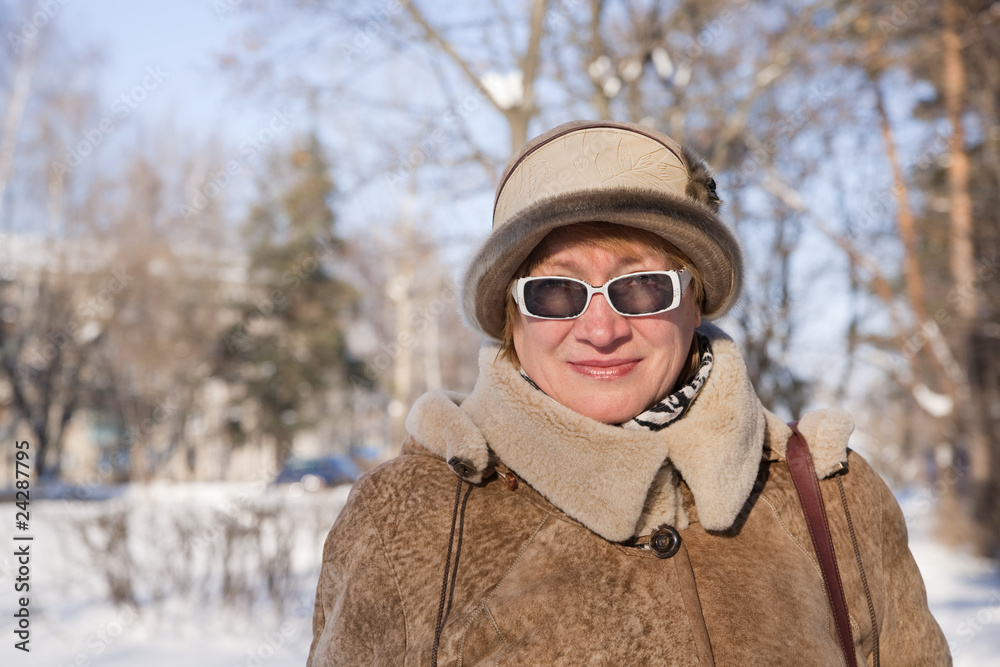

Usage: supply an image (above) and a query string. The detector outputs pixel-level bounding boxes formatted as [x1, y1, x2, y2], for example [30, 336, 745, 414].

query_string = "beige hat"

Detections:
[462, 120, 743, 340]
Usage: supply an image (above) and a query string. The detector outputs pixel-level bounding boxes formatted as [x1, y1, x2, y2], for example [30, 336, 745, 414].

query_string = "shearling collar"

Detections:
[405, 323, 853, 542]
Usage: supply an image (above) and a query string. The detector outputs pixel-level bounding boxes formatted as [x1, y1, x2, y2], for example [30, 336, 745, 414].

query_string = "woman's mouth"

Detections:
[569, 359, 639, 380]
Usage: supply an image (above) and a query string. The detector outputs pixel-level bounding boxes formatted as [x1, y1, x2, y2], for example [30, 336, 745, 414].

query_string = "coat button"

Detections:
[448, 456, 475, 479]
[504, 471, 518, 491]
[649, 526, 681, 559]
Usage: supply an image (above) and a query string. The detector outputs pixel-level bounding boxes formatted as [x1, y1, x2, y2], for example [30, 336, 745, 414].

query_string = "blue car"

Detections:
[274, 455, 361, 490]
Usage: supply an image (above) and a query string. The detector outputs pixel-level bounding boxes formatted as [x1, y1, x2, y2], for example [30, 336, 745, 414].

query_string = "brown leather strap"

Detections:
[786, 422, 858, 667]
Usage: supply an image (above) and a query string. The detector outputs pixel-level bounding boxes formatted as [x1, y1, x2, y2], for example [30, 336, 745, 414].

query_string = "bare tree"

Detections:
[220, 0, 1000, 554]
[0, 24, 116, 477]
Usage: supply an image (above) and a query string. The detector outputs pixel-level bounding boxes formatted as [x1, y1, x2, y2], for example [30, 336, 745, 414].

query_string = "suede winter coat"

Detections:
[308, 324, 951, 666]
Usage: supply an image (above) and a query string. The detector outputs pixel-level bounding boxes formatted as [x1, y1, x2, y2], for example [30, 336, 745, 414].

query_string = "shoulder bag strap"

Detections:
[785, 421, 858, 667]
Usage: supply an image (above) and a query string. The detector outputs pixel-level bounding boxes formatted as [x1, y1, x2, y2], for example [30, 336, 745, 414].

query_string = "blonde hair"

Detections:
[499, 222, 706, 372]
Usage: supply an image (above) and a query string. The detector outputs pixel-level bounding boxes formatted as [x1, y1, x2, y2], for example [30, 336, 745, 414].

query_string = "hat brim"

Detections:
[462, 187, 743, 341]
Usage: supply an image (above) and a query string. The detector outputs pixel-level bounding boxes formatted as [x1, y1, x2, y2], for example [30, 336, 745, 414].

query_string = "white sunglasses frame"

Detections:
[512, 268, 692, 320]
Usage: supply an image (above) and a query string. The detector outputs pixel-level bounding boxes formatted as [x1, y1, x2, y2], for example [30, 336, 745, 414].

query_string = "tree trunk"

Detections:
[943, 0, 976, 323]
[942, 0, 994, 556]
[0, 34, 38, 222]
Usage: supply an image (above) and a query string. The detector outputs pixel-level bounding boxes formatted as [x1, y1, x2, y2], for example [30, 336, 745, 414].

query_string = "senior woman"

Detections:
[308, 121, 950, 665]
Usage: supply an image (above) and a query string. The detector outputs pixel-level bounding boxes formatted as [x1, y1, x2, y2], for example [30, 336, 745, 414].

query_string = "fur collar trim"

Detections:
[405, 323, 853, 541]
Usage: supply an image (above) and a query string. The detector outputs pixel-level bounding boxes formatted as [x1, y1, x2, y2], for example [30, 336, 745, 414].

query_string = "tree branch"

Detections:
[398, 0, 501, 110]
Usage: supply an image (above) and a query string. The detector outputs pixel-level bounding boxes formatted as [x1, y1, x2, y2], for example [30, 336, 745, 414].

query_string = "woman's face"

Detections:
[512, 234, 702, 424]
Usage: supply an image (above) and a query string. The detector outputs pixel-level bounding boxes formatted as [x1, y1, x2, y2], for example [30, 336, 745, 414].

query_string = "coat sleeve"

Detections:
[307, 482, 407, 666]
[871, 468, 953, 665]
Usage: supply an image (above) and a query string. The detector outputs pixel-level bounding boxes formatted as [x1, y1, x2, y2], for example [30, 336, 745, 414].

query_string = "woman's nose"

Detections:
[573, 294, 631, 347]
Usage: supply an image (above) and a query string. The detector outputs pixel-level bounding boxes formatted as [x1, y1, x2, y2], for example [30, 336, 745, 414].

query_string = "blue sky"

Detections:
[6, 0, 928, 405]
[55, 0, 265, 142]
[33, 1, 497, 241]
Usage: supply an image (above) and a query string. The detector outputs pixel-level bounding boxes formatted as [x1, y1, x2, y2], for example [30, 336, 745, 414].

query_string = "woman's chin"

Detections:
[568, 395, 644, 425]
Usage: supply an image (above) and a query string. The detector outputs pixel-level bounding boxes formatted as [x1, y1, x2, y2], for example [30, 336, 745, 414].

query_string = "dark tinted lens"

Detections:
[523, 278, 588, 318]
[607, 273, 674, 314]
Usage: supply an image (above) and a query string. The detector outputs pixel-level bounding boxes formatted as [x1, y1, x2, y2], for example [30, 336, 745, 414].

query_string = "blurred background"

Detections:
[0, 0, 998, 664]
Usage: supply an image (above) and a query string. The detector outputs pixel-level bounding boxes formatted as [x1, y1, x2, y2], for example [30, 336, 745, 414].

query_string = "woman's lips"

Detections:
[568, 359, 639, 380]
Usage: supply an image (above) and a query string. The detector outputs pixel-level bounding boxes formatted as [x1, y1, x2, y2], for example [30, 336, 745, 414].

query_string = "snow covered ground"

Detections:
[0, 482, 997, 666]
[901, 489, 1000, 665]
[0, 481, 347, 667]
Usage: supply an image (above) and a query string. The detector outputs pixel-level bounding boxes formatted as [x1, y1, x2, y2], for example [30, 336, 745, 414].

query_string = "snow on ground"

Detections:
[0, 481, 997, 665]
[0, 481, 352, 667]
[901, 490, 1000, 665]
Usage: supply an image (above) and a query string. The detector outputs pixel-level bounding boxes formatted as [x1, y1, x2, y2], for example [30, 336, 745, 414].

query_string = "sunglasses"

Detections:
[513, 269, 692, 320]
